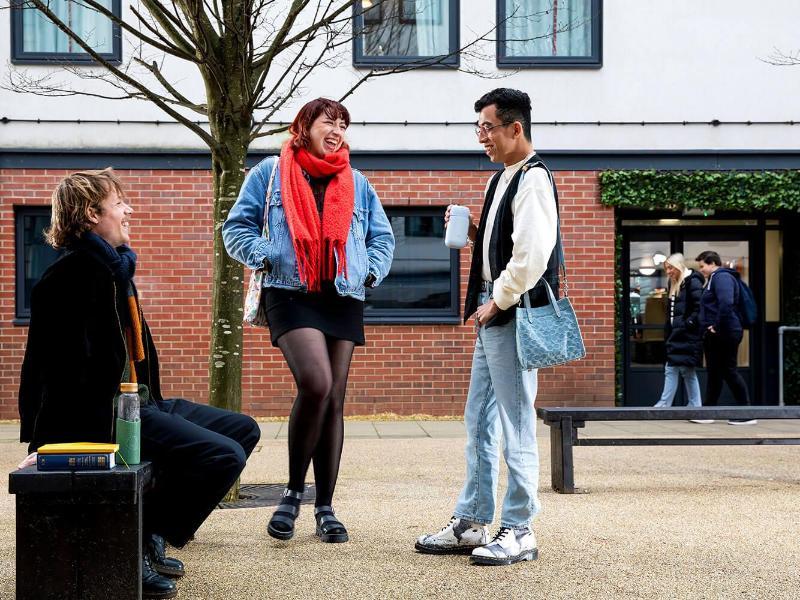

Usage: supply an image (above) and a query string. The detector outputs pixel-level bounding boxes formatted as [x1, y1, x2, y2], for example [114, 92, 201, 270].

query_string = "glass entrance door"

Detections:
[622, 226, 756, 406]
[625, 235, 671, 406]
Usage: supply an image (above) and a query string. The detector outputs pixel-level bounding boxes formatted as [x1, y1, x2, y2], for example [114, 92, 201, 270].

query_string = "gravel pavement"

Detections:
[1, 420, 799, 599]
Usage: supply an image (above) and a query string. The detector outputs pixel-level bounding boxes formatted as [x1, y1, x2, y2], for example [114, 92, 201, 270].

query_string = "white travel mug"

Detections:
[445, 205, 470, 249]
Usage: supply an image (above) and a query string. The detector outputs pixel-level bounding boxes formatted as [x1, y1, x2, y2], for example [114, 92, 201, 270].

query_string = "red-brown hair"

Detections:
[288, 98, 351, 149]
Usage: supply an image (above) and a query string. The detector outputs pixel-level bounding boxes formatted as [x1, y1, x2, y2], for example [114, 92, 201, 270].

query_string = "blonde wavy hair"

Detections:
[45, 168, 124, 249]
[664, 252, 691, 297]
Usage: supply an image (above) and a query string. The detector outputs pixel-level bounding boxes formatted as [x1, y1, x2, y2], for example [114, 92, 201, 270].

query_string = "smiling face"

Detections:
[89, 189, 133, 247]
[476, 104, 530, 166]
[697, 260, 717, 278]
[664, 262, 681, 282]
[307, 112, 347, 158]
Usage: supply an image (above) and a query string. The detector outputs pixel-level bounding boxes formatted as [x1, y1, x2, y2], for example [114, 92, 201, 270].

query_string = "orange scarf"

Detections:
[279, 142, 354, 292]
[125, 291, 145, 383]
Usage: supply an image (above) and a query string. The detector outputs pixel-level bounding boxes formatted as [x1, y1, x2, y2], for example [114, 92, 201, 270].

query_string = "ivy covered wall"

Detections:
[599, 170, 800, 211]
[600, 170, 800, 406]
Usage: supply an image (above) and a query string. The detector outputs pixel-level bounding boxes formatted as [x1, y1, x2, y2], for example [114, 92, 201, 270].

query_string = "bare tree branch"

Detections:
[67, 0, 201, 61]
[134, 0, 199, 57]
[250, 27, 336, 139]
[251, 0, 311, 73]
[9, 71, 139, 100]
[133, 57, 207, 112]
[274, 0, 357, 54]
[761, 47, 800, 66]
[21, 0, 218, 148]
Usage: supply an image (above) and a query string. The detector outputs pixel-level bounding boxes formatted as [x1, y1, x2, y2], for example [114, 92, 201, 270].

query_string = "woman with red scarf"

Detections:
[224, 99, 395, 544]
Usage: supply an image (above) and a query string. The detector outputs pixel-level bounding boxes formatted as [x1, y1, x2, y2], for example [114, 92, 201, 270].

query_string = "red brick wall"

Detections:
[0, 168, 615, 420]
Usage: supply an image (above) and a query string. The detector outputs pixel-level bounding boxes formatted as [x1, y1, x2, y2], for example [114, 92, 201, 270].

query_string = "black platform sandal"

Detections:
[314, 506, 349, 543]
[268, 488, 303, 540]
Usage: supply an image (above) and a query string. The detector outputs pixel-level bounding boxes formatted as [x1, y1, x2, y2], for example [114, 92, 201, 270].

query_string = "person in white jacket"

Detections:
[415, 88, 559, 566]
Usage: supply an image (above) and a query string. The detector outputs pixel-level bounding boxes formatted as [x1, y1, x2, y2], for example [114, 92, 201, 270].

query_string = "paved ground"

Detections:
[2, 419, 799, 599]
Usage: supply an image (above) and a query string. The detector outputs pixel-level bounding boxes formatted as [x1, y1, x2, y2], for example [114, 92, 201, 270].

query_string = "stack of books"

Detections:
[36, 442, 119, 471]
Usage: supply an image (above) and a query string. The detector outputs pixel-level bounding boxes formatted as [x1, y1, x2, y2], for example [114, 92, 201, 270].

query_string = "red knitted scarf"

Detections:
[279, 142, 354, 292]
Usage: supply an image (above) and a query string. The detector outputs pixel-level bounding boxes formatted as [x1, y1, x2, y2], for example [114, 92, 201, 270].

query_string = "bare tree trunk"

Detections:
[209, 142, 249, 502]
[209, 147, 247, 413]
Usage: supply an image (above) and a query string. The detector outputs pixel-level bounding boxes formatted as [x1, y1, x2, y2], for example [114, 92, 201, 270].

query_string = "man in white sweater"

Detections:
[415, 88, 559, 566]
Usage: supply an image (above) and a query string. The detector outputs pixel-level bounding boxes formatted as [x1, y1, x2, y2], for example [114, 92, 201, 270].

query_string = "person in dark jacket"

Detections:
[654, 253, 704, 408]
[18, 169, 261, 599]
[696, 249, 755, 425]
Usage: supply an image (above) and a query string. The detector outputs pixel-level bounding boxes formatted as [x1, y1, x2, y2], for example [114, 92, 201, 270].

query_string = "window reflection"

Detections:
[503, 0, 593, 58]
[359, 0, 451, 59]
[628, 240, 669, 367]
[365, 210, 457, 315]
[17, 210, 62, 319]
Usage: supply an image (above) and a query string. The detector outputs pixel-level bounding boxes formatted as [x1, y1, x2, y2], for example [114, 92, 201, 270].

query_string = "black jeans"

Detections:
[702, 331, 750, 406]
[141, 398, 261, 547]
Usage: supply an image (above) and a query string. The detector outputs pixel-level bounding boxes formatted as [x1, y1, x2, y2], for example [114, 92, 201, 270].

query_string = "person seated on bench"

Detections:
[18, 169, 261, 600]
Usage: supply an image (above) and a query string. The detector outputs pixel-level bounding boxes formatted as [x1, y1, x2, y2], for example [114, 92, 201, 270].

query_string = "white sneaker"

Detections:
[728, 419, 758, 425]
[689, 419, 715, 424]
[470, 526, 538, 566]
[415, 517, 489, 555]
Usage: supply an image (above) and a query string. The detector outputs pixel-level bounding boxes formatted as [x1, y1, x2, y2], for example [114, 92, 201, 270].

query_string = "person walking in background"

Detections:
[653, 253, 705, 413]
[695, 250, 755, 425]
[223, 98, 395, 544]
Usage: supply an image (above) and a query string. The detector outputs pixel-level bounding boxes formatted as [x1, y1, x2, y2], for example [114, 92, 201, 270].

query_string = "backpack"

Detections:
[736, 278, 758, 328]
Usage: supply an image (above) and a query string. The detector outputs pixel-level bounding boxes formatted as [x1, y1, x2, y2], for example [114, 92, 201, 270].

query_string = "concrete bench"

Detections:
[9, 462, 152, 600]
[536, 406, 800, 494]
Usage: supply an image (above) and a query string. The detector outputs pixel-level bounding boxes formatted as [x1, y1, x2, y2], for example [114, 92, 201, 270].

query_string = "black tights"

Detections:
[277, 328, 354, 507]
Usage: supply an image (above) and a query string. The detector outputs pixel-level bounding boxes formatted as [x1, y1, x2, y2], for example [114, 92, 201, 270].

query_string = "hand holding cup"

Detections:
[444, 204, 472, 249]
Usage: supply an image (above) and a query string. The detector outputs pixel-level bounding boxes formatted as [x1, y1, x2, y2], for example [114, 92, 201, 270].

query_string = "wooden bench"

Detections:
[9, 462, 153, 600]
[536, 407, 800, 494]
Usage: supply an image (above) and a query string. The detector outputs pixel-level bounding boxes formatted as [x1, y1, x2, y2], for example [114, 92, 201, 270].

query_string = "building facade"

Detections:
[1, 1, 798, 419]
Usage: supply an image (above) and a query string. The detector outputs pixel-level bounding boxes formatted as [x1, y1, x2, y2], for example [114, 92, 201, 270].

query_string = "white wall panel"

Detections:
[2, 1, 798, 151]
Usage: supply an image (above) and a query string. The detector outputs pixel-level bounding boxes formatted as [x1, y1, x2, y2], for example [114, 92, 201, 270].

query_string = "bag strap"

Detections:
[522, 278, 561, 320]
[519, 159, 569, 297]
[261, 158, 278, 239]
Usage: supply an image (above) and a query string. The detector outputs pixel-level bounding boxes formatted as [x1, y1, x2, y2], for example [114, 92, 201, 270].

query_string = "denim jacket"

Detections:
[223, 156, 395, 300]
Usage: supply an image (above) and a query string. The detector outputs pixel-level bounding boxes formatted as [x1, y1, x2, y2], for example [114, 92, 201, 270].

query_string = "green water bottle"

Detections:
[116, 382, 141, 465]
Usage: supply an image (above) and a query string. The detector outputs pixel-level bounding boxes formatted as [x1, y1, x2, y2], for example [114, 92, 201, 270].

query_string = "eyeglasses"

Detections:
[474, 121, 513, 136]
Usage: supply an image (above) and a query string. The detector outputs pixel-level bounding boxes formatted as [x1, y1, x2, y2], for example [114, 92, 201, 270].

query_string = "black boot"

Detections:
[142, 550, 178, 599]
[147, 533, 186, 578]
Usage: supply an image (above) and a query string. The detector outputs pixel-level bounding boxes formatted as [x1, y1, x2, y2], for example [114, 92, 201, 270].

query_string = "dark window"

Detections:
[11, 0, 122, 64]
[497, 0, 602, 68]
[15, 208, 62, 321]
[365, 207, 460, 323]
[353, 0, 460, 68]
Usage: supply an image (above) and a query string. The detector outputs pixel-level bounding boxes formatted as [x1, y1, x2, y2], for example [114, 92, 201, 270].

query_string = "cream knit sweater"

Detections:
[480, 152, 559, 311]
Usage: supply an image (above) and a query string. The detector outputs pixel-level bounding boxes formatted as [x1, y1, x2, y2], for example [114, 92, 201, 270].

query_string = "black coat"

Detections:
[18, 248, 163, 453]
[664, 271, 704, 367]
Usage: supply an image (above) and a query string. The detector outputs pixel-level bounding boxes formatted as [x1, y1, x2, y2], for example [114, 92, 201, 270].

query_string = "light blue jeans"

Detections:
[654, 364, 702, 407]
[453, 291, 541, 529]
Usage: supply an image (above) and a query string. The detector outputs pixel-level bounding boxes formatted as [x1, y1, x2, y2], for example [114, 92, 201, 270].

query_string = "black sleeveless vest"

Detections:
[463, 155, 561, 328]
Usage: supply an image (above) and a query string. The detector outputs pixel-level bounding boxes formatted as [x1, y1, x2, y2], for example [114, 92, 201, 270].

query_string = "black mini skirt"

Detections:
[262, 282, 365, 347]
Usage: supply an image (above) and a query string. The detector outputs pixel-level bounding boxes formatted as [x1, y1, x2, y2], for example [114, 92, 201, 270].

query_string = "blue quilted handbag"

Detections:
[515, 279, 586, 370]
